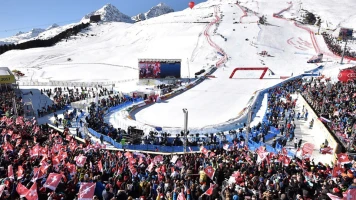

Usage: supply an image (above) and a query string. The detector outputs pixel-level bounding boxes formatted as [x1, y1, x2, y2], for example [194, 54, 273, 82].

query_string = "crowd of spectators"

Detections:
[301, 77, 356, 153]
[2, 78, 356, 200]
[0, 87, 24, 118]
[85, 94, 129, 143]
[37, 86, 112, 118]
[322, 33, 356, 58]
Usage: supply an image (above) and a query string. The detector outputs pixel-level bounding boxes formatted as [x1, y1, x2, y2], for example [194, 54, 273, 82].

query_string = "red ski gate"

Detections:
[229, 67, 269, 79]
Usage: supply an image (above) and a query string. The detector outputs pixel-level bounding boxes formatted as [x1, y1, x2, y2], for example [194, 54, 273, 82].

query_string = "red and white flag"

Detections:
[7, 165, 14, 179]
[302, 143, 314, 158]
[17, 166, 24, 180]
[337, 153, 350, 165]
[66, 163, 76, 176]
[0, 185, 5, 197]
[78, 182, 96, 200]
[321, 147, 333, 154]
[25, 182, 38, 200]
[204, 166, 215, 180]
[256, 146, 268, 164]
[200, 146, 209, 156]
[30, 144, 40, 157]
[332, 166, 343, 177]
[44, 173, 62, 191]
[98, 160, 103, 173]
[345, 189, 356, 200]
[203, 183, 216, 196]
[326, 193, 342, 200]
[16, 182, 28, 198]
[76, 155, 87, 167]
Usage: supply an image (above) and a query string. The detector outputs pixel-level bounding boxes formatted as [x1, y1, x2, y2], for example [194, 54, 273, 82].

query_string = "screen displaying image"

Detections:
[139, 62, 161, 79]
[139, 61, 181, 79]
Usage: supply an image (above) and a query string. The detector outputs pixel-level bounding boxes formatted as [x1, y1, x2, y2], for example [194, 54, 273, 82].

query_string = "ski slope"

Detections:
[1, 0, 355, 132]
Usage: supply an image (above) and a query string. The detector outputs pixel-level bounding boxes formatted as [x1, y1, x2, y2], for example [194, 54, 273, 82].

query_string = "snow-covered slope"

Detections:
[81, 4, 134, 23]
[132, 3, 174, 22]
[0, 0, 355, 131]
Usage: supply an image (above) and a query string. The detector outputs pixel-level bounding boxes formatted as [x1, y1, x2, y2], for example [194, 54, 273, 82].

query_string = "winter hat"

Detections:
[333, 188, 340, 193]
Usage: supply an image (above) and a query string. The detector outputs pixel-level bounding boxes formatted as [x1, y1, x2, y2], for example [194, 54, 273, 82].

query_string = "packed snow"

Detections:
[0, 0, 355, 132]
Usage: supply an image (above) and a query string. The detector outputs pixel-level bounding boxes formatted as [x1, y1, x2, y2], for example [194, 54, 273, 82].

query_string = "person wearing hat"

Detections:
[102, 184, 114, 200]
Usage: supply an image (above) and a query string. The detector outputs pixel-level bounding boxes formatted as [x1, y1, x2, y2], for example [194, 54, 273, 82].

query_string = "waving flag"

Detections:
[44, 173, 62, 191]
[25, 182, 38, 200]
[7, 165, 14, 179]
[17, 166, 24, 180]
[76, 155, 87, 167]
[203, 183, 216, 196]
[78, 182, 96, 200]
[16, 183, 28, 198]
[337, 153, 350, 164]
[204, 166, 215, 180]
[98, 160, 103, 173]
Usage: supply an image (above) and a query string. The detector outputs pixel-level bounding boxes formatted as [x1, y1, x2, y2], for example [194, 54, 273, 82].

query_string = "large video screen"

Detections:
[339, 28, 353, 40]
[139, 61, 181, 79]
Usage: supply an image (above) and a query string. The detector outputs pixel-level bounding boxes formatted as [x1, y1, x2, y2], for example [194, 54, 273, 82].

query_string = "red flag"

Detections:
[301, 143, 314, 158]
[76, 155, 87, 167]
[16, 182, 28, 198]
[332, 166, 343, 177]
[7, 165, 14, 179]
[0, 185, 4, 197]
[321, 147, 333, 154]
[204, 166, 215, 180]
[66, 163, 76, 176]
[25, 182, 38, 200]
[98, 160, 103, 173]
[203, 184, 215, 196]
[17, 166, 24, 180]
[209, 152, 216, 157]
[344, 188, 356, 200]
[200, 146, 209, 156]
[326, 193, 342, 200]
[337, 153, 350, 164]
[43, 173, 62, 191]
[52, 156, 60, 169]
[78, 182, 96, 200]
[30, 144, 40, 157]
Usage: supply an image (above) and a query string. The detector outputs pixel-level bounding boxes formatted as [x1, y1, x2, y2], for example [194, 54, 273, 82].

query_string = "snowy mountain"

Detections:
[0, 28, 46, 45]
[81, 4, 134, 23]
[46, 23, 59, 30]
[0, 23, 76, 45]
[132, 3, 174, 22]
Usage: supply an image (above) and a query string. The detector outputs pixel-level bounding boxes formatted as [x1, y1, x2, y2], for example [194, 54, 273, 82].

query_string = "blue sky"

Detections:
[0, 0, 206, 38]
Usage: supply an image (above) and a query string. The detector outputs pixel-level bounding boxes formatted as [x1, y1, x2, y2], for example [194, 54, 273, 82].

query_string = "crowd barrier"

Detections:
[18, 78, 138, 87]
[298, 93, 341, 160]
